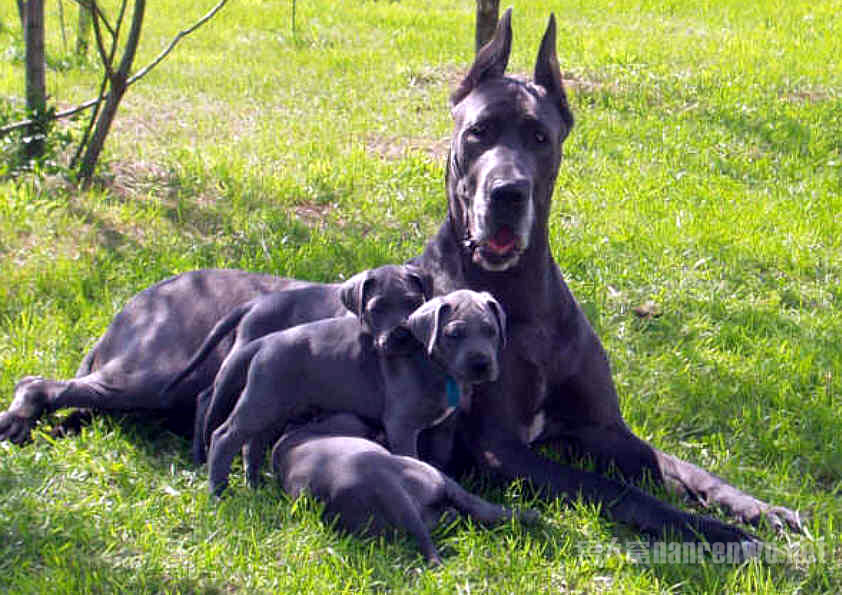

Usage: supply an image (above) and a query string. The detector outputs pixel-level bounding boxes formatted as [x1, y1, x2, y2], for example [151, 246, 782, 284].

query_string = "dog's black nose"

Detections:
[490, 179, 530, 206]
[467, 353, 492, 379]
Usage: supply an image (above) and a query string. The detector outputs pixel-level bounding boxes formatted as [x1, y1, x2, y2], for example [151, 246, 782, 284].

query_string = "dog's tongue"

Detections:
[487, 226, 515, 255]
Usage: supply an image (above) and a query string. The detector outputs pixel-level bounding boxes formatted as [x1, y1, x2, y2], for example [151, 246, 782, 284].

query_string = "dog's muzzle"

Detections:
[467, 178, 534, 271]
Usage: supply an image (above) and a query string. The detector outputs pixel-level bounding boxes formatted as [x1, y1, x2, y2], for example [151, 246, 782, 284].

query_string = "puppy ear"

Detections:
[405, 265, 434, 301]
[451, 7, 513, 108]
[533, 13, 574, 137]
[340, 270, 374, 319]
[482, 292, 507, 349]
[407, 299, 450, 357]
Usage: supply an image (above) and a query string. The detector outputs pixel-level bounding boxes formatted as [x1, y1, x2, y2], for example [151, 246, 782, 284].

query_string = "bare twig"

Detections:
[0, 0, 229, 138]
[77, 0, 146, 179]
[127, 0, 228, 84]
[90, 0, 115, 79]
[59, 0, 68, 52]
[73, 0, 116, 40]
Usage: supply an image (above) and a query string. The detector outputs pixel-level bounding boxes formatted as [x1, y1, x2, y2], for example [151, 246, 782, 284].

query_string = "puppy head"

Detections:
[340, 264, 433, 349]
[407, 289, 506, 384]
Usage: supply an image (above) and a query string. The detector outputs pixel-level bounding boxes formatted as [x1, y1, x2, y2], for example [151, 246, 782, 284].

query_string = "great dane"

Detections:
[0, 9, 799, 544]
[207, 289, 504, 496]
[272, 412, 536, 566]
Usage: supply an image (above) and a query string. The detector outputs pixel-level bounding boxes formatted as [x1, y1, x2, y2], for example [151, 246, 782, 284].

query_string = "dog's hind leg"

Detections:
[442, 477, 521, 526]
[0, 366, 157, 445]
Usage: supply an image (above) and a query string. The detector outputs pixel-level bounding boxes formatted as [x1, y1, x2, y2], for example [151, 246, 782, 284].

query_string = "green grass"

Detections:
[1, 0, 841, 591]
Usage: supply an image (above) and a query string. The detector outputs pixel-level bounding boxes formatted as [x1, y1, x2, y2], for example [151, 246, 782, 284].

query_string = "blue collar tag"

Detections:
[446, 377, 461, 408]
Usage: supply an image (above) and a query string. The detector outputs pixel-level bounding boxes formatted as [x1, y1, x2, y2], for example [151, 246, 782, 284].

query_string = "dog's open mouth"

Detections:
[475, 226, 522, 267]
[486, 225, 517, 255]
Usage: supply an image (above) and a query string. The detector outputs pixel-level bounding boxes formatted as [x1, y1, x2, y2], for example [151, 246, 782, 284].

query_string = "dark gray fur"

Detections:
[272, 412, 535, 565]
[160, 264, 431, 464]
[207, 289, 504, 496]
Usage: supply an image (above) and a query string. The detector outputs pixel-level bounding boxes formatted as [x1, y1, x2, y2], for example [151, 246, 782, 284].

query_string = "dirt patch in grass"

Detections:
[293, 201, 343, 228]
[365, 133, 450, 162]
[780, 88, 832, 103]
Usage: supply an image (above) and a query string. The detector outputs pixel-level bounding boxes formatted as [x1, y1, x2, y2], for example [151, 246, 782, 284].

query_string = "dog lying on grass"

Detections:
[273, 412, 537, 565]
[207, 289, 506, 496]
[159, 264, 433, 465]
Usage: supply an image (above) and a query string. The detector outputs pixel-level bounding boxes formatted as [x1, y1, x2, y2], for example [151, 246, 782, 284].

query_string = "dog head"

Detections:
[406, 289, 506, 384]
[448, 9, 574, 272]
[340, 264, 433, 350]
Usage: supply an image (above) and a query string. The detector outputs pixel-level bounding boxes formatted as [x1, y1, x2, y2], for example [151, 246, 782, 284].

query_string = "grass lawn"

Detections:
[1, 0, 841, 591]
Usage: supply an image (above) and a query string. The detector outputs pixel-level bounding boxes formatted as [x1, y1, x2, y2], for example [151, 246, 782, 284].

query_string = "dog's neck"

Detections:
[417, 211, 562, 323]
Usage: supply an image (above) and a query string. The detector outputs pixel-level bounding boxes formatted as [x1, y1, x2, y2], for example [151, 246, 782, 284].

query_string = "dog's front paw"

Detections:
[517, 508, 541, 526]
[0, 410, 38, 444]
[1, 376, 51, 444]
[737, 501, 803, 534]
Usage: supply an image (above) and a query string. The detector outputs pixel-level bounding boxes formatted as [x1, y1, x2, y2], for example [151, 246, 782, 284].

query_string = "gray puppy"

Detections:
[160, 264, 432, 464]
[273, 412, 536, 565]
[202, 265, 431, 489]
[207, 289, 506, 496]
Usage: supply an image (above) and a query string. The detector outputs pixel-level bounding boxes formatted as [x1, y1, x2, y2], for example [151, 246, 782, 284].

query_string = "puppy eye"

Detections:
[466, 123, 487, 140]
[443, 324, 466, 339]
[534, 130, 547, 143]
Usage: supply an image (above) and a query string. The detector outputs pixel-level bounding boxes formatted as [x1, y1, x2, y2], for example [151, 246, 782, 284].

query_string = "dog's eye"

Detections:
[443, 323, 466, 339]
[466, 123, 487, 140]
[404, 297, 424, 310]
[368, 300, 386, 314]
[534, 130, 547, 144]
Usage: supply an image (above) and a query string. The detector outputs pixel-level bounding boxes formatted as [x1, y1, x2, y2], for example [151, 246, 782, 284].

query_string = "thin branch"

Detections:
[90, 1, 115, 79]
[128, 0, 228, 84]
[58, 0, 68, 52]
[72, 0, 116, 40]
[111, 0, 129, 55]
[0, 0, 229, 138]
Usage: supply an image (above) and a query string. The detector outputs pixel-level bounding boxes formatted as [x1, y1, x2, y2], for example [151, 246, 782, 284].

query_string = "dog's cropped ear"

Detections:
[482, 292, 507, 349]
[451, 7, 513, 108]
[340, 270, 375, 319]
[533, 13, 574, 137]
[405, 265, 434, 301]
[407, 298, 450, 357]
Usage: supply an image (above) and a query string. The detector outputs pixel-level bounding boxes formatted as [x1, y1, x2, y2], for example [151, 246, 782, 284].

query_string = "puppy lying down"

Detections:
[272, 412, 539, 565]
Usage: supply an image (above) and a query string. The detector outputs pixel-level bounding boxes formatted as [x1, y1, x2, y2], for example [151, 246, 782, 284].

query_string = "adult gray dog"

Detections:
[207, 290, 505, 496]
[272, 412, 535, 566]
[1, 9, 799, 543]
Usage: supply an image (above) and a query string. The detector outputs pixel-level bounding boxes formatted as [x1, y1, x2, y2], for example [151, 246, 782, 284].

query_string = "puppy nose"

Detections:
[467, 353, 492, 379]
[490, 178, 530, 206]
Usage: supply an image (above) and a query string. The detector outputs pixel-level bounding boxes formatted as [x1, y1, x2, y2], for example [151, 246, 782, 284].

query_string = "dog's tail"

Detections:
[443, 477, 538, 526]
[159, 300, 254, 397]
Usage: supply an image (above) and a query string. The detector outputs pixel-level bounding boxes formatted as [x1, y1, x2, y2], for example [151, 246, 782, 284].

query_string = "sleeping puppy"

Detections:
[207, 289, 506, 496]
[272, 412, 538, 565]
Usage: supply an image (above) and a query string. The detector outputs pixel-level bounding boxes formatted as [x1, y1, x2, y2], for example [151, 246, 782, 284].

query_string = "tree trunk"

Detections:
[475, 0, 500, 54]
[78, 0, 146, 181]
[24, 0, 47, 158]
[76, 0, 93, 56]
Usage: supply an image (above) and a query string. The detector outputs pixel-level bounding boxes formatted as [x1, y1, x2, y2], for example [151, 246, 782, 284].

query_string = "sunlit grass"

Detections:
[1, 0, 840, 591]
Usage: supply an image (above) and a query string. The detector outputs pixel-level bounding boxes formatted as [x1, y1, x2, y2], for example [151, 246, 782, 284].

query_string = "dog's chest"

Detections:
[507, 321, 575, 443]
